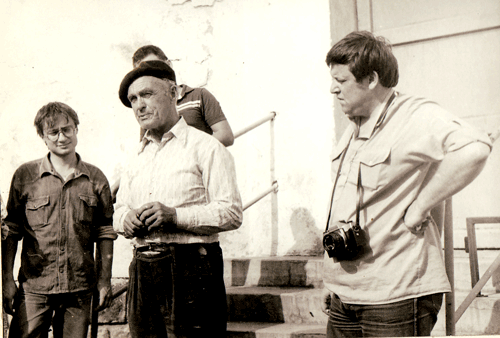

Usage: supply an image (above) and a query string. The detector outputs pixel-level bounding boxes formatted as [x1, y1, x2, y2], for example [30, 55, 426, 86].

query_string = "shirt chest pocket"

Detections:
[26, 196, 50, 227]
[358, 148, 391, 190]
[78, 194, 98, 224]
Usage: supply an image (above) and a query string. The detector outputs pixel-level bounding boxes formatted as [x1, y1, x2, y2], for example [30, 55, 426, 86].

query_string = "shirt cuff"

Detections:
[113, 206, 131, 234]
[175, 208, 196, 231]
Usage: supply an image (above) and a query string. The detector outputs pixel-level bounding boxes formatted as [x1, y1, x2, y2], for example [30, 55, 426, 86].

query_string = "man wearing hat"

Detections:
[114, 60, 242, 338]
[133, 45, 234, 146]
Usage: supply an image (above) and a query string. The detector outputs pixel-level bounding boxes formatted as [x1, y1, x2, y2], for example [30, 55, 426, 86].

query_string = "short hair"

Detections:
[34, 102, 79, 137]
[326, 31, 399, 88]
[132, 45, 168, 67]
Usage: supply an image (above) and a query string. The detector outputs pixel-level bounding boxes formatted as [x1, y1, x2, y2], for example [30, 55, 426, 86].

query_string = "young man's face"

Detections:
[127, 76, 178, 135]
[42, 114, 78, 157]
[330, 64, 372, 120]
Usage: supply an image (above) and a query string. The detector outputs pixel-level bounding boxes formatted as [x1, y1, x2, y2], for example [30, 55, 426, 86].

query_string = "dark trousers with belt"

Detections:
[127, 242, 227, 338]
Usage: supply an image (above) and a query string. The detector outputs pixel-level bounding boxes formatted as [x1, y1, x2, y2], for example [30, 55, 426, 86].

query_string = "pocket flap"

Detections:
[79, 195, 98, 207]
[359, 148, 391, 167]
[26, 196, 49, 210]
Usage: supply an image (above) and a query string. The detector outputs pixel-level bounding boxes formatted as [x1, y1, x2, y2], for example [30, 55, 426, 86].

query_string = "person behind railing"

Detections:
[114, 60, 242, 337]
[111, 44, 234, 201]
[133, 45, 234, 146]
[2, 102, 116, 338]
[320, 31, 492, 337]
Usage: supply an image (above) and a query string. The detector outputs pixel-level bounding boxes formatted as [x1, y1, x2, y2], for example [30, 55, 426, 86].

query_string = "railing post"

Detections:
[270, 112, 278, 256]
[444, 197, 455, 336]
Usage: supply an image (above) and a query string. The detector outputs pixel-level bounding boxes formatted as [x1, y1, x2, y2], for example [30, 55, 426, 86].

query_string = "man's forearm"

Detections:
[97, 239, 113, 281]
[411, 142, 490, 217]
[2, 236, 18, 280]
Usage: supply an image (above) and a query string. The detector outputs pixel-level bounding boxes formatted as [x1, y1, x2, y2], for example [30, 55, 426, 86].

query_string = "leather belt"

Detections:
[135, 242, 172, 253]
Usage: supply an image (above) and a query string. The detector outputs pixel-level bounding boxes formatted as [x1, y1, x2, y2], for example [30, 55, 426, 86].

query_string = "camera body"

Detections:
[323, 221, 365, 261]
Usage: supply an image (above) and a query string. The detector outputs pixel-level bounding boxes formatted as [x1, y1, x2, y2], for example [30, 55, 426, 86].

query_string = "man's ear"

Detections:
[368, 71, 379, 89]
[170, 85, 177, 100]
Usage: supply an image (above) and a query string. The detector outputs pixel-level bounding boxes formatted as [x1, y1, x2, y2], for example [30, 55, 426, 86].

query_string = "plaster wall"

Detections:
[0, 0, 333, 278]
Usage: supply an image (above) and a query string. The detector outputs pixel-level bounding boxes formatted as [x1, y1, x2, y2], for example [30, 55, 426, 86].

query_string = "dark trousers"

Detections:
[8, 288, 92, 338]
[326, 293, 443, 337]
[127, 242, 227, 338]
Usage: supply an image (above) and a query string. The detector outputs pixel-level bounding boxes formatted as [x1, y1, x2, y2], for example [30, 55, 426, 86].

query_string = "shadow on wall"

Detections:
[286, 207, 323, 257]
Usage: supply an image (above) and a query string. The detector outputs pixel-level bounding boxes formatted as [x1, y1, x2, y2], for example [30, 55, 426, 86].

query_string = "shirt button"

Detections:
[60, 247, 65, 252]
[59, 266, 64, 273]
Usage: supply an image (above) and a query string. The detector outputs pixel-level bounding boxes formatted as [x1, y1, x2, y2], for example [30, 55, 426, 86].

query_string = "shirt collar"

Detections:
[139, 117, 188, 154]
[356, 90, 396, 139]
[177, 84, 194, 100]
[39, 153, 90, 179]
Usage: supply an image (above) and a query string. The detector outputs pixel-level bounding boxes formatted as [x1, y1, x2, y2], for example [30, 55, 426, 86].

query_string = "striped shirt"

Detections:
[113, 117, 242, 247]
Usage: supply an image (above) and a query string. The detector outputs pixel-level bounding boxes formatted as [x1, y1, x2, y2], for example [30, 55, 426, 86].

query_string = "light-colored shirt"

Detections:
[323, 92, 492, 305]
[114, 117, 242, 247]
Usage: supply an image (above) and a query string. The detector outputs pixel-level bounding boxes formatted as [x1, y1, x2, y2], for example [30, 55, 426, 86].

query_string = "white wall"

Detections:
[0, 0, 333, 277]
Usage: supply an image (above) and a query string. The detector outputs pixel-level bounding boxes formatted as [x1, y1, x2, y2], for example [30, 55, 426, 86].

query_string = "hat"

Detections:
[119, 60, 176, 108]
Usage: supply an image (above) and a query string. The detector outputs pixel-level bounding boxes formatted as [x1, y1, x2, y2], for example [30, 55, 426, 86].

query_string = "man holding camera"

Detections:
[321, 31, 492, 337]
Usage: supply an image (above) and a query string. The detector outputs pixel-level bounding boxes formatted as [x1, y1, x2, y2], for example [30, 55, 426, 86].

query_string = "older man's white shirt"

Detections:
[114, 117, 242, 246]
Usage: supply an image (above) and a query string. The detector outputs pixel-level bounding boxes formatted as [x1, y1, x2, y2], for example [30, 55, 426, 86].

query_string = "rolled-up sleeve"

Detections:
[95, 178, 117, 240]
[404, 102, 492, 163]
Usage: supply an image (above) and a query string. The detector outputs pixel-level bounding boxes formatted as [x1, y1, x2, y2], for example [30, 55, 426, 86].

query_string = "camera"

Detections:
[323, 221, 365, 261]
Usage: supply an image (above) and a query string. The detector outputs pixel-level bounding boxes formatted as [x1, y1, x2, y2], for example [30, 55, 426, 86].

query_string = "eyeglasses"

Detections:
[44, 126, 76, 141]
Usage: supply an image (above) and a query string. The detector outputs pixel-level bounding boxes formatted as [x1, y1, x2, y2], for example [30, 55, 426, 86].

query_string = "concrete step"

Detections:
[224, 256, 324, 288]
[227, 293, 500, 337]
[227, 287, 328, 324]
[227, 322, 326, 338]
[225, 251, 500, 293]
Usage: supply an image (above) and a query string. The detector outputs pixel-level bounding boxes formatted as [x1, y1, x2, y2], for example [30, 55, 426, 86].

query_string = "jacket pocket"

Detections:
[26, 196, 50, 227]
[358, 148, 391, 190]
[79, 194, 98, 224]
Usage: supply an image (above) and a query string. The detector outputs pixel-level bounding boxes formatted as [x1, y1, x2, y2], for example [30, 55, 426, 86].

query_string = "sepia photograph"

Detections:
[1, 0, 499, 337]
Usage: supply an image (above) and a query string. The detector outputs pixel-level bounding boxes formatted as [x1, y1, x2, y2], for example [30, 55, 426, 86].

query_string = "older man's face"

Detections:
[127, 76, 177, 135]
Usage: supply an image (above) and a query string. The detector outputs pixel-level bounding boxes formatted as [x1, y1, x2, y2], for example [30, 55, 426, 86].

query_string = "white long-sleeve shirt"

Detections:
[114, 118, 242, 246]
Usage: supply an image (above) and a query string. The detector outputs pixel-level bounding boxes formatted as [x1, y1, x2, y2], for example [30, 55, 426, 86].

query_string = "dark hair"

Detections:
[326, 31, 399, 88]
[132, 45, 168, 67]
[34, 102, 79, 137]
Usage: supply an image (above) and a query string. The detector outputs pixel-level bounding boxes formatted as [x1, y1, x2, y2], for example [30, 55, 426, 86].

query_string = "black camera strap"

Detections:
[324, 136, 351, 232]
[325, 91, 397, 233]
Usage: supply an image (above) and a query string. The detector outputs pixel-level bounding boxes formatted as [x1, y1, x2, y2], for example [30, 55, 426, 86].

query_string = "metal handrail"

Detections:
[234, 111, 279, 255]
[444, 132, 499, 334]
[234, 112, 276, 138]
[243, 181, 278, 211]
[454, 217, 500, 322]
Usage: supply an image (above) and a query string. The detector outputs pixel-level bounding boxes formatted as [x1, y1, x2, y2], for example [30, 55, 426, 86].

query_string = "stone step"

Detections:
[227, 287, 328, 324]
[225, 251, 500, 293]
[224, 256, 324, 288]
[227, 322, 326, 338]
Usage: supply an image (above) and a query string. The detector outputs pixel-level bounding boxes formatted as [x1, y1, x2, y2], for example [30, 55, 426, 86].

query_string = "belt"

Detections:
[135, 242, 172, 253]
